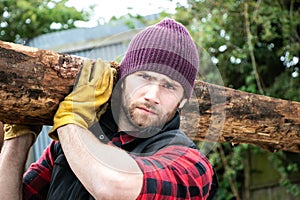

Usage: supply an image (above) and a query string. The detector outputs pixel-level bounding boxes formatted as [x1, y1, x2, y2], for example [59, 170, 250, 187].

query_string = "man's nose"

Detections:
[144, 84, 160, 104]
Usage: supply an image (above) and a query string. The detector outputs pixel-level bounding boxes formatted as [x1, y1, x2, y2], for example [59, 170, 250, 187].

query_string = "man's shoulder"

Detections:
[156, 128, 197, 148]
[130, 128, 196, 156]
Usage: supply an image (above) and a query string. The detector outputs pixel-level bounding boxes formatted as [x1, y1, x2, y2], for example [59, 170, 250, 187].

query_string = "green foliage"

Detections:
[268, 151, 300, 196]
[110, 13, 149, 30]
[172, 0, 300, 198]
[268, 69, 300, 101]
[207, 143, 247, 199]
[0, 0, 91, 43]
[174, 0, 300, 99]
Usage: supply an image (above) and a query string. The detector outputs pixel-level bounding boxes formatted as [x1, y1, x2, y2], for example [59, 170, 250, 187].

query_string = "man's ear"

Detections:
[178, 98, 187, 109]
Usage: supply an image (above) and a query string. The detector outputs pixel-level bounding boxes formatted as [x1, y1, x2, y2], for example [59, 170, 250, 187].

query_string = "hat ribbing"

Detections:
[118, 18, 199, 98]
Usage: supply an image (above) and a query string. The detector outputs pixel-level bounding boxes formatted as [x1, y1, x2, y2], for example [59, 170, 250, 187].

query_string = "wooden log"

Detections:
[0, 40, 118, 125]
[0, 40, 83, 125]
[181, 81, 300, 153]
[1, 40, 300, 153]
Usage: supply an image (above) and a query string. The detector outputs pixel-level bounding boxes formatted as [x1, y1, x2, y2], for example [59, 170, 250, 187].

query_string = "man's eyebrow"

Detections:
[138, 71, 157, 80]
[137, 71, 181, 87]
[161, 78, 181, 88]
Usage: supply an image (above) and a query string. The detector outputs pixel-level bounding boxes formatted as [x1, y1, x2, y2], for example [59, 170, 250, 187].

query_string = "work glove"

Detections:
[49, 59, 116, 140]
[3, 124, 42, 143]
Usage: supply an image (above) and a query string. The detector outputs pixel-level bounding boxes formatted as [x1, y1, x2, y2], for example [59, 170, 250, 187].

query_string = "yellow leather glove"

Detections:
[49, 59, 116, 140]
[4, 124, 42, 142]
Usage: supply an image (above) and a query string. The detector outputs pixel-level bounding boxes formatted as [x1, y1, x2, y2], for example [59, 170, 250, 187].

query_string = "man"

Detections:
[0, 18, 218, 199]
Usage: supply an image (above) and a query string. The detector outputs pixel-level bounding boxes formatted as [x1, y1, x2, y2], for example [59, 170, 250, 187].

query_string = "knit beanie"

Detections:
[118, 18, 199, 98]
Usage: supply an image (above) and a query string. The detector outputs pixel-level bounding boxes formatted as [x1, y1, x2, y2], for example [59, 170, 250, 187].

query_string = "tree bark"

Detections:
[181, 80, 300, 153]
[1, 40, 300, 153]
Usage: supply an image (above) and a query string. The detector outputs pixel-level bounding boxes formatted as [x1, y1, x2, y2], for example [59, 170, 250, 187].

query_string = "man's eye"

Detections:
[163, 82, 175, 90]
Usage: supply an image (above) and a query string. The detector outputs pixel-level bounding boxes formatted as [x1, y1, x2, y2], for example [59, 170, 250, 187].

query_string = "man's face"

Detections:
[120, 71, 186, 130]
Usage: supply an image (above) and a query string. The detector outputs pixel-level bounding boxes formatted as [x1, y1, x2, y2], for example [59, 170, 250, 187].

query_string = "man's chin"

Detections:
[128, 111, 166, 130]
[132, 118, 165, 130]
[132, 120, 153, 129]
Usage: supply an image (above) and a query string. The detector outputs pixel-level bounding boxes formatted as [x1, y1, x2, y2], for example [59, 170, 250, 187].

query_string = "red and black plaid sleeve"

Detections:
[23, 141, 57, 200]
[132, 145, 215, 200]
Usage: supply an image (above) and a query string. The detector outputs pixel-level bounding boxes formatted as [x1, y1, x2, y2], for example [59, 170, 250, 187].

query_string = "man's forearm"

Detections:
[0, 134, 33, 199]
[0, 122, 4, 152]
[57, 124, 143, 199]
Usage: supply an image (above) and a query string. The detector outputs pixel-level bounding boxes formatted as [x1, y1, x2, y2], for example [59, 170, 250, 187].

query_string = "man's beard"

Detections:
[121, 100, 176, 131]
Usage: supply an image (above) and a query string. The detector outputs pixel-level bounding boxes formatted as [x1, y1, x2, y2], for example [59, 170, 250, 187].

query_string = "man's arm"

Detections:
[58, 124, 216, 199]
[0, 133, 33, 199]
[0, 122, 3, 151]
[48, 59, 143, 198]
[57, 124, 143, 199]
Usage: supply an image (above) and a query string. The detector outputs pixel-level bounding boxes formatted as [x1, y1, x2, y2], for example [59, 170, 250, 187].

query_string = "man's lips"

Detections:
[136, 106, 157, 115]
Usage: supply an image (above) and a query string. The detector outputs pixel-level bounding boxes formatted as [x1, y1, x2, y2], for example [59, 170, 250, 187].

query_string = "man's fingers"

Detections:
[77, 59, 93, 86]
[90, 59, 106, 86]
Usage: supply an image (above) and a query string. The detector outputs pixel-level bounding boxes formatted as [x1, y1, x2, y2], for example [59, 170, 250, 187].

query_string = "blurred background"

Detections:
[1, 0, 299, 199]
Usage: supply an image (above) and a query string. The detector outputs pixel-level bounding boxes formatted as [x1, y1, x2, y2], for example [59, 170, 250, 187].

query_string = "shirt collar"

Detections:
[98, 108, 181, 142]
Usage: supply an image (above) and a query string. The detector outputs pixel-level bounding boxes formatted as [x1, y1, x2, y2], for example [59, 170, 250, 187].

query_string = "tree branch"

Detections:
[244, 2, 264, 94]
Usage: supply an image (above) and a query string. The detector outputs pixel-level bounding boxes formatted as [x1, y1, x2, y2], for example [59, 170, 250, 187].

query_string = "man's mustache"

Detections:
[132, 102, 161, 115]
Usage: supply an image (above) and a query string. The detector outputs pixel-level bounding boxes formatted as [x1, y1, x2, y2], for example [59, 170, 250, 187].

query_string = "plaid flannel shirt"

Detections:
[23, 132, 216, 199]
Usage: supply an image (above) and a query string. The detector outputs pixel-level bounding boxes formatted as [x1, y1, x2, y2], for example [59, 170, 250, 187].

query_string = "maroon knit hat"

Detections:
[118, 18, 199, 98]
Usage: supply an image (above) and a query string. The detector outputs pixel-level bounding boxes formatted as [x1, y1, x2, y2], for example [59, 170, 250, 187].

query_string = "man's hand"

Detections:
[3, 124, 42, 145]
[49, 59, 116, 140]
